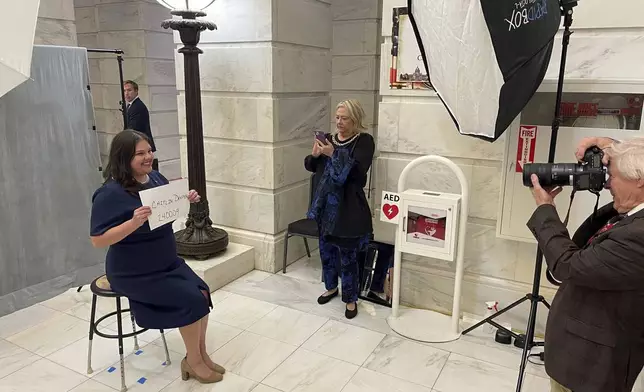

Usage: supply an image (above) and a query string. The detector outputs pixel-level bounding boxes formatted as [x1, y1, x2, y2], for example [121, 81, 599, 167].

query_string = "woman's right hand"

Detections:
[131, 206, 152, 228]
[312, 141, 323, 157]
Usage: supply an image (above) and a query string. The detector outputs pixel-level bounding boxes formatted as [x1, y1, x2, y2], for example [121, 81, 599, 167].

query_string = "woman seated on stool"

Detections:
[305, 99, 375, 319]
[89, 130, 224, 384]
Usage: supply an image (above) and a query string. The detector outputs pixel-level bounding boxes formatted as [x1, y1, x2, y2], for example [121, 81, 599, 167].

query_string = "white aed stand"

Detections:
[387, 155, 469, 343]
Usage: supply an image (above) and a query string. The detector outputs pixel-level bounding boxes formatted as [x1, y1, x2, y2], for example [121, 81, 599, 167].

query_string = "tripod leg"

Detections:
[541, 297, 551, 309]
[516, 290, 539, 391]
[461, 295, 528, 336]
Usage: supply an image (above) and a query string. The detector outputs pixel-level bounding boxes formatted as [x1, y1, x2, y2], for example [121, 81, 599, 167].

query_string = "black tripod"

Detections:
[461, 1, 578, 391]
[76, 48, 127, 294]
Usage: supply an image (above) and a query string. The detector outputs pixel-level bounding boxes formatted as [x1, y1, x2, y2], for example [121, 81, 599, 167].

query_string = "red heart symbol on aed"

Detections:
[383, 204, 399, 220]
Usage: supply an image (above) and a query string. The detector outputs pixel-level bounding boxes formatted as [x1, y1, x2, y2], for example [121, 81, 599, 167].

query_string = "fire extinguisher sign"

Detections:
[516, 126, 537, 173]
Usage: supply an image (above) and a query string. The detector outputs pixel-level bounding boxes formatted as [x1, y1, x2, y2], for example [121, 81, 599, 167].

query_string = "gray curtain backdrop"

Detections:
[0, 45, 105, 317]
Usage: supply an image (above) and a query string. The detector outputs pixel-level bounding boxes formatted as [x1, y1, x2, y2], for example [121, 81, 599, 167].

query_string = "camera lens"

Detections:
[522, 163, 582, 187]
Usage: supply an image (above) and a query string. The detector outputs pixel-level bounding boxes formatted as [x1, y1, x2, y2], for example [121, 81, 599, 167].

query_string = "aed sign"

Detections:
[380, 191, 401, 224]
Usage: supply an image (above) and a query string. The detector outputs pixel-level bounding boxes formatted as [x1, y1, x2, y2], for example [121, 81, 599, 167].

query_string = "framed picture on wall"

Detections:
[390, 7, 433, 91]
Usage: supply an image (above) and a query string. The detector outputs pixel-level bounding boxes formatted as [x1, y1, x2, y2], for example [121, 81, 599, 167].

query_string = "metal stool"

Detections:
[87, 275, 171, 392]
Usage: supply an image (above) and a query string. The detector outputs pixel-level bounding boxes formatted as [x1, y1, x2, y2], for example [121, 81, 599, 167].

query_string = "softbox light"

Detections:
[407, 0, 562, 142]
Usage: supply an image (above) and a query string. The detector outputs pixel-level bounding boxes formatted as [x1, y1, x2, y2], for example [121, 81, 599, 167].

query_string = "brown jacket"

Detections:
[527, 203, 644, 392]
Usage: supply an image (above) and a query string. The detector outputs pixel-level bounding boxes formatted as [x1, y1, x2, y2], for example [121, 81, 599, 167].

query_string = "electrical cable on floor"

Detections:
[527, 349, 545, 366]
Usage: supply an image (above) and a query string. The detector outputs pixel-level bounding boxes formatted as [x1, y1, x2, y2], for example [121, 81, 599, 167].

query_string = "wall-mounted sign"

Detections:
[380, 191, 401, 224]
[521, 92, 644, 130]
[516, 125, 537, 173]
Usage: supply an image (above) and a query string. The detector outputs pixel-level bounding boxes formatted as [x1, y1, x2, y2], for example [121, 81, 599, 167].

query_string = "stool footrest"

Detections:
[93, 309, 150, 339]
[94, 329, 150, 340]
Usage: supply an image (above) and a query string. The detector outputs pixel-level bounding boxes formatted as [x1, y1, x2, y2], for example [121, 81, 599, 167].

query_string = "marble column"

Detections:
[331, 0, 381, 134]
[35, 0, 77, 46]
[175, 0, 332, 272]
[74, 0, 181, 178]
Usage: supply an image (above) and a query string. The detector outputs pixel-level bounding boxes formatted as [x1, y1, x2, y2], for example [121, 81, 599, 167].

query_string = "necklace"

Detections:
[137, 174, 149, 184]
[332, 132, 359, 147]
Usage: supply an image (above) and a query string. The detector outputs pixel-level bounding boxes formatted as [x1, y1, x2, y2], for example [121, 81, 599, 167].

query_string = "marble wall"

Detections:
[374, 0, 644, 334]
[35, 0, 78, 46]
[74, 0, 181, 178]
[175, 0, 332, 272]
[331, 0, 382, 211]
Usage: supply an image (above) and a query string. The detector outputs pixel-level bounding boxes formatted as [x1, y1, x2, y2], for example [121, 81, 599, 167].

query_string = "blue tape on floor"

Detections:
[108, 367, 116, 373]
[137, 377, 147, 384]
[162, 361, 167, 366]
[135, 350, 143, 355]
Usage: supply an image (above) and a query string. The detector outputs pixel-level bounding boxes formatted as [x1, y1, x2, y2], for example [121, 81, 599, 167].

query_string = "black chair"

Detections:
[87, 275, 171, 392]
[282, 158, 377, 275]
[282, 175, 319, 273]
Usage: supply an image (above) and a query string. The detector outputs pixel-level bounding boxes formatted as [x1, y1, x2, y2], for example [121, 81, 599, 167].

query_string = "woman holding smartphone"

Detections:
[304, 99, 375, 319]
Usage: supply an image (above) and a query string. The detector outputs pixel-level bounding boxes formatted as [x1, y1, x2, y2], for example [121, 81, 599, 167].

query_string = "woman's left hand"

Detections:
[317, 139, 334, 157]
[188, 189, 201, 203]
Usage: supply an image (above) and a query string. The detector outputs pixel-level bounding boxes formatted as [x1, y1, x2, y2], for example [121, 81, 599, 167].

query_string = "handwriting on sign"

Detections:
[158, 208, 180, 224]
[151, 194, 189, 209]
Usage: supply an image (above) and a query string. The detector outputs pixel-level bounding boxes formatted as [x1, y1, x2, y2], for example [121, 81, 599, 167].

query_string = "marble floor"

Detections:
[0, 255, 561, 392]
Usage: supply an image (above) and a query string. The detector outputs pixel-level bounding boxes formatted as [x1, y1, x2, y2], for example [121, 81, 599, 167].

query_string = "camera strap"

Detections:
[562, 189, 601, 227]
[562, 189, 576, 227]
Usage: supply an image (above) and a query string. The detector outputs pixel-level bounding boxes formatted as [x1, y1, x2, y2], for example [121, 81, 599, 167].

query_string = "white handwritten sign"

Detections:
[139, 178, 190, 230]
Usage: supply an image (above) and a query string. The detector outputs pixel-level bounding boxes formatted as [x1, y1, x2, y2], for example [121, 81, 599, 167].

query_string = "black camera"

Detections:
[522, 146, 607, 192]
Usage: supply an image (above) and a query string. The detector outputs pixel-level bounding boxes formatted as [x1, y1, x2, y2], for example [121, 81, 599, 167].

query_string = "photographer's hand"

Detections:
[530, 174, 562, 206]
[576, 136, 615, 165]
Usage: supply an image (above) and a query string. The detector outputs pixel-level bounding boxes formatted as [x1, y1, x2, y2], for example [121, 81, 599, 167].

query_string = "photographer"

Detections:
[527, 136, 644, 392]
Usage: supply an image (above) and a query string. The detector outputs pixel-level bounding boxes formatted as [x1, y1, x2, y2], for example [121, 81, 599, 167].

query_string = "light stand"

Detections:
[161, 10, 229, 259]
[460, 1, 577, 390]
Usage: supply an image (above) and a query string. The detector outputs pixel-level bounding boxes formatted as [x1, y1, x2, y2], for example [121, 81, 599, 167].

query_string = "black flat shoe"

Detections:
[317, 289, 338, 305]
[345, 304, 358, 319]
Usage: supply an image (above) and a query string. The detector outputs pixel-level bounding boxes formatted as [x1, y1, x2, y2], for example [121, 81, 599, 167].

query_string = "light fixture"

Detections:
[158, 1, 228, 259]
[156, 0, 215, 11]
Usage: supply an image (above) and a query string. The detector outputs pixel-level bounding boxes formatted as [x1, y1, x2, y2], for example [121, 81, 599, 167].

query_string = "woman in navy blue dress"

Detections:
[90, 130, 223, 384]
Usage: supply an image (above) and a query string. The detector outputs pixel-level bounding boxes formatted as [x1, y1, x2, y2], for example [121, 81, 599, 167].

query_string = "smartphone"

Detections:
[314, 130, 326, 142]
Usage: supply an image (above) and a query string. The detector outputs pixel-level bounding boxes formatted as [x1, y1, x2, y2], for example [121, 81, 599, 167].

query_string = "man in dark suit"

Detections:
[527, 136, 644, 392]
[124, 80, 158, 170]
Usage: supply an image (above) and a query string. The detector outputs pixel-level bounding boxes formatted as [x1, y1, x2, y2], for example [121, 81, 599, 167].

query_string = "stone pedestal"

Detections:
[185, 243, 255, 292]
[175, 0, 333, 272]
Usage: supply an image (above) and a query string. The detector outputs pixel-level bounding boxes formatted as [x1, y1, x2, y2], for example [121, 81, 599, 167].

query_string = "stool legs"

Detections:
[130, 312, 139, 351]
[87, 294, 98, 374]
[160, 329, 172, 365]
[115, 297, 127, 392]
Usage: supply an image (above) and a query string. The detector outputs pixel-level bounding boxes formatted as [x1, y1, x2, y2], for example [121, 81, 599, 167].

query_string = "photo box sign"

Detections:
[139, 178, 190, 230]
[380, 191, 401, 224]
